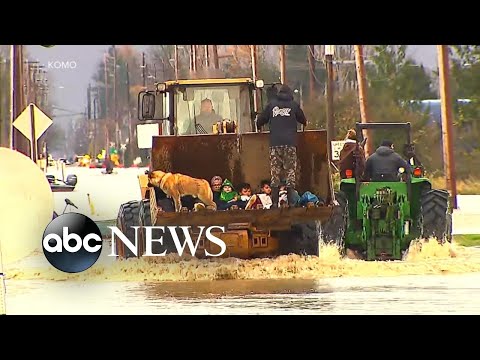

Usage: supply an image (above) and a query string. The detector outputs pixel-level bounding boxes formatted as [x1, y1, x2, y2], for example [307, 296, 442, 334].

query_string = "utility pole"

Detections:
[8, 46, 15, 149]
[250, 45, 260, 114]
[308, 45, 315, 101]
[87, 83, 92, 120]
[204, 45, 210, 68]
[212, 45, 220, 69]
[280, 45, 286, 84]
[112, 45, 119, 150]
[93, 87, 98, 158]
[87, 83, 92, 156]
[126, 62, 134, 165]
[142, 52, 146, 87]
[193, 45, 198, 72]
[11, 45, 28, 154]
[189, 46, 194, 72]
[174, 45, 179, 80]
[354, 45, 373, 156]
[325, 45, 335, 146]
[437, 45, 458, 209]
[104, 52, 110, 159]
[0, 58, 6, 148]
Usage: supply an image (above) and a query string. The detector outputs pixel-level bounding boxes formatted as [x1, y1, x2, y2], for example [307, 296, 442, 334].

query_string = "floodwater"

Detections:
[4, 241, 480, 315]
[5, 274, 480, 315]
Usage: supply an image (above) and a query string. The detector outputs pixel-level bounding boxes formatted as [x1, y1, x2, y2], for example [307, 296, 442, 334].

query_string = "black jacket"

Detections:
[256, 85, 307, 147]
[364, 146, 410, 181]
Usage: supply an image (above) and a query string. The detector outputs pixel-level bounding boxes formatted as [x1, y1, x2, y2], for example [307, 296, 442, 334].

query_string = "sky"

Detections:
[25, 45, 438, 116]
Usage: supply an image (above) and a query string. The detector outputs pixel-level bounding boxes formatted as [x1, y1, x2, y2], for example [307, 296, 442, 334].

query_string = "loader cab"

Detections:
[138, 78, 266, 136]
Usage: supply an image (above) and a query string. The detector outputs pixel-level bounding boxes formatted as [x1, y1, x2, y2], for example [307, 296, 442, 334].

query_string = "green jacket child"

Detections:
[220, 179, 238, 202]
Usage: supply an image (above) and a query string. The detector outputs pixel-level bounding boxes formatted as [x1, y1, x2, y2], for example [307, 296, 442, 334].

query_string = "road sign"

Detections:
[13, 103, 53, 162]
[331, 140, 346, 161]
[13, 103, 53, 141]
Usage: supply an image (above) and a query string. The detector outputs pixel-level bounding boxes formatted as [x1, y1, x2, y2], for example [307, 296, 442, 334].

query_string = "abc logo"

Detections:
[42, 213, 103, 273]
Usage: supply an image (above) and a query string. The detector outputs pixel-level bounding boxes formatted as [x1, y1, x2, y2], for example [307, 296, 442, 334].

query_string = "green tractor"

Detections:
[324, 122, 453, 261]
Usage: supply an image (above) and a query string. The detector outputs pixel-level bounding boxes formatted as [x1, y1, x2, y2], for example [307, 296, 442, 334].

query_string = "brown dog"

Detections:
[147, 170, 217, 212]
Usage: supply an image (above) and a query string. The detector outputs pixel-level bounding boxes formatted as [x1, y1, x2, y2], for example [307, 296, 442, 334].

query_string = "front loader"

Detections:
[116, 78, 336, 259]
[322, 122, 453, 260]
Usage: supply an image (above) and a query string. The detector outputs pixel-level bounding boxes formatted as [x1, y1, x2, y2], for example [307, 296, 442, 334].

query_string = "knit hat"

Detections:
[211, 175, 223, 187]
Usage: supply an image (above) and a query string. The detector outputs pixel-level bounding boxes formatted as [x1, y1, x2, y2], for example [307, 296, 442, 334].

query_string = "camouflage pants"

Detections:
[270, 145, 297, 188]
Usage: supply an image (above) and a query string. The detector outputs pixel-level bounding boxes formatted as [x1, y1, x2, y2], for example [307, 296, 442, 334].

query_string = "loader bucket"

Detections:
[151, 130, 332, 205]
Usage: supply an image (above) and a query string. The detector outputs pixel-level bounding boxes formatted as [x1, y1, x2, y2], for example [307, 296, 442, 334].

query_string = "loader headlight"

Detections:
[156, 83, 166, 92]
[255, 80, 264, 88]
[398, 167, 405, 174]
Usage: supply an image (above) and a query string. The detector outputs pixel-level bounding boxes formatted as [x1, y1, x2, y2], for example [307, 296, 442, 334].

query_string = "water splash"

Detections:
[7, 237, 480, 282]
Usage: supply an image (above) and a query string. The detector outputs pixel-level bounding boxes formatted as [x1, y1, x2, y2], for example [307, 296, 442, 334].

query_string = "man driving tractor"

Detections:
[363, 139, 410, 181]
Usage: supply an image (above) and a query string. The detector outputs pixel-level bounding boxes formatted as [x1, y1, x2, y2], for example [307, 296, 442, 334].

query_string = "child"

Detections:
[278, 180, 300, 207]
[246, 179, 273, 210]
[218, 179, 239, 210]
[238, 183, 252, 202]
[278, 184, 288, 207]
[224, 182, 253, 210]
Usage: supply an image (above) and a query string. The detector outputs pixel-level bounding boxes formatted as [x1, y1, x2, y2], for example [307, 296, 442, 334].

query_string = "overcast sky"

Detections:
[25, 45, 438, 116]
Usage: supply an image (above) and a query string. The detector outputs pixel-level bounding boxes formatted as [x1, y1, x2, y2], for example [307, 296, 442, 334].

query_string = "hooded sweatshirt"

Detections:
[364, 146, 410, 181]
[339, 139, 366, 179]
[256, 85, 307, 147]
[220, 179, 238, 202]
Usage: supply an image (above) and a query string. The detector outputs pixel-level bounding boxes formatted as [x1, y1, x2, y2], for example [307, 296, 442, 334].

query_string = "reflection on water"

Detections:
[4, 238, 480, 314]
[5, 274, 480, 314]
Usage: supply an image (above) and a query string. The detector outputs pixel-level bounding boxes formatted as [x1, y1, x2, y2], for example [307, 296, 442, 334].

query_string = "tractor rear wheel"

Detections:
[320, 191, 348, 249]
[289, 191, 348, 256]
[420, 189, 451, 243]
[116, 200, 141, 259]
[286, 222, 320, 256]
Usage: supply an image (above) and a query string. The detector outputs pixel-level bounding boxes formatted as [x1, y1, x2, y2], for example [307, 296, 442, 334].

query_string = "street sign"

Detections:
[331, 140, 346, 161]
[13, 103, 53, 141]
[13, 103, 53, 162]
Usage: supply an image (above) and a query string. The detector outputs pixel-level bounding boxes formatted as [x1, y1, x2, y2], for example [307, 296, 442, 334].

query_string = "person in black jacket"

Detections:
[364, 140, 410, 181]
[256, 84, 307, 207]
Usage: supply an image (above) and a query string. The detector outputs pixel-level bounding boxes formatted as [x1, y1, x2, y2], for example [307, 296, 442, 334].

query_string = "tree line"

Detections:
[2, 45, 476, 178]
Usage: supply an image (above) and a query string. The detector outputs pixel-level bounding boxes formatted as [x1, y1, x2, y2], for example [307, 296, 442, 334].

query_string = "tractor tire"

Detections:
[138, 199, 151, 256]
[116, 200, 142, 259]
[291, 222, 322, 256]
[138, 198, 179, 255]
[420, 189, 451, 243]
[320, 191, 348, 249]
[288, 192, 348, 256]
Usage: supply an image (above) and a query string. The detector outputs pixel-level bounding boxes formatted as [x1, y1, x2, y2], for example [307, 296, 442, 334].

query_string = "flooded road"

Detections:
[5, 274, 480, 314]
[4, 240, 480, 314]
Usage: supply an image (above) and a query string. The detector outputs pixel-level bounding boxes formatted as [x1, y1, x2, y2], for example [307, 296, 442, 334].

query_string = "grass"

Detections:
[453, 234, 480, 247]
[430, 176, 480, 195]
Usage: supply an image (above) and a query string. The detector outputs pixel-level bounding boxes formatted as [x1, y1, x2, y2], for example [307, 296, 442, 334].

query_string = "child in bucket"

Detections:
[245, 179, 273, 209]
[218, 179, 239, 210]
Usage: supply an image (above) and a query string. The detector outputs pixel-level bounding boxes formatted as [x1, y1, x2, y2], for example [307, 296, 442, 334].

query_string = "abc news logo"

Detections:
[42, 213, 227, 273]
